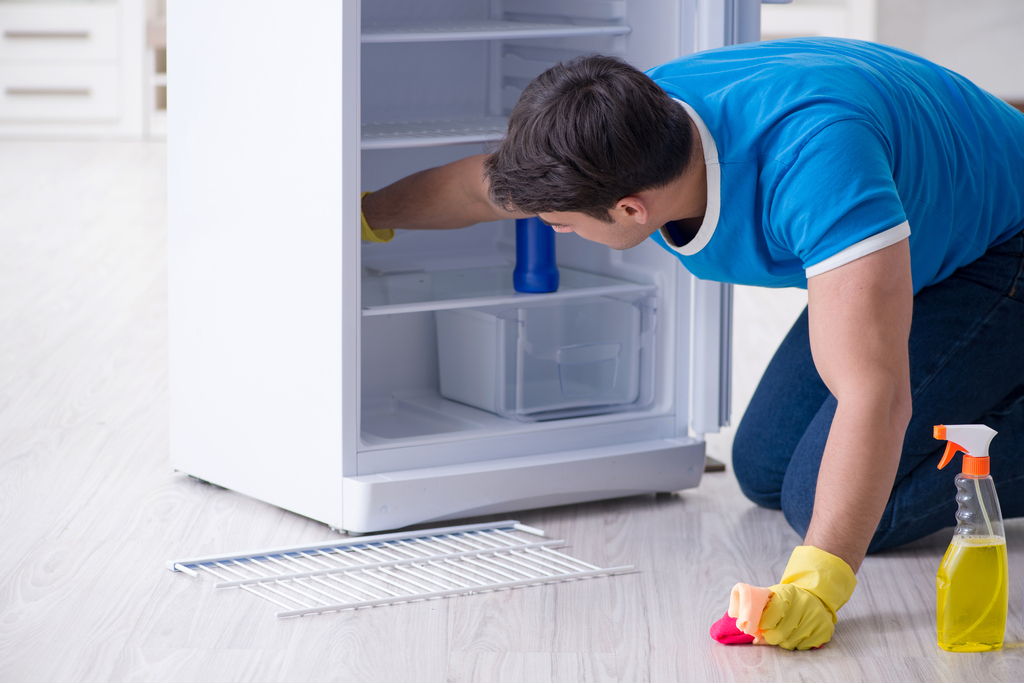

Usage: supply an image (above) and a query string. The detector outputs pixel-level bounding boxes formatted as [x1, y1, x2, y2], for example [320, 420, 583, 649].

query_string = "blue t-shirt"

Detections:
[645, 38, 1024, 293]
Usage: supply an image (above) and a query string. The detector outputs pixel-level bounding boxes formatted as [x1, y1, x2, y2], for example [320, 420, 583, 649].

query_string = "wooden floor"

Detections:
[1, 141, 1022, 683]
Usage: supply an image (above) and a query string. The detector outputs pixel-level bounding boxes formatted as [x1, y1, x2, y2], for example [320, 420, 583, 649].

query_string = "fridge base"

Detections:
[342, 438, 704, 533]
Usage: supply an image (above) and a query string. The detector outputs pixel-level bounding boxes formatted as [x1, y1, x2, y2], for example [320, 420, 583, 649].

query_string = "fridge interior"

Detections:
[357, 0, 692, 466]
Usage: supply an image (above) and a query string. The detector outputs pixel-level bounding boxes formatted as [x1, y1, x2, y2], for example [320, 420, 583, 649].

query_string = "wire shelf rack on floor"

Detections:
[167, 520, 633, 618]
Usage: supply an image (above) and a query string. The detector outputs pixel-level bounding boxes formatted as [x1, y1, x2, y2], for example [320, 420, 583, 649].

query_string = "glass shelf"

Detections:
[361, 266, 654, 317]
[361, 19, 630, 44]
[361, 116, 508, 150]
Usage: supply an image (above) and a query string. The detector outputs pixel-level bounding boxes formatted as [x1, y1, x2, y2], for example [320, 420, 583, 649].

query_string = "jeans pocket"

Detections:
[1002, 232, 1024, 299]
[961, 229, 1024, 299]
[988, 229, 1024, 258]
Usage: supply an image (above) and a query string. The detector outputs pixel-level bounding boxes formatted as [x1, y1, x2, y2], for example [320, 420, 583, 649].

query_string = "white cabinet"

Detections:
[169, 0, 748, 533]
[0, 0, 144, 138]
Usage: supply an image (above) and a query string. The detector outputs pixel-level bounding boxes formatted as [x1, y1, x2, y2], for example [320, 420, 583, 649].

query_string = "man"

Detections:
[361, 37, 1024, 649]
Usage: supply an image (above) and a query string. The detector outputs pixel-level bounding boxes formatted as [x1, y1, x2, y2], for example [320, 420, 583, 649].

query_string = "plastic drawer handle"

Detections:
[520, 340, 622, 364]
[556, 342, 622, 365]
[4, 30, 90, 40]
[6, 87, 91, 97]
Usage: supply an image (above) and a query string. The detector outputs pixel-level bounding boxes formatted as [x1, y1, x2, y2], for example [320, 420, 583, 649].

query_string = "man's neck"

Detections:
[640, 116, 708, 238]
[666, 216, 703, 246]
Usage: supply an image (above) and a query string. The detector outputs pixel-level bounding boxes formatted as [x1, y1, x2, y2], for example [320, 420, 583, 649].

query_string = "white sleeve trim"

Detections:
[804, 221, 911, 278]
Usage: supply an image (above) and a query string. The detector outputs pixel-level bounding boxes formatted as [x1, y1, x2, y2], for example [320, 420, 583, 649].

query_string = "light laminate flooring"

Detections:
[1, 141, 1022, 683]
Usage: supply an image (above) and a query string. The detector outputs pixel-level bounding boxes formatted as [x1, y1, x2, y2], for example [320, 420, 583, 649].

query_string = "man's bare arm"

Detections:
[362, 154, 530, 231]
[804, 238, 914, 573]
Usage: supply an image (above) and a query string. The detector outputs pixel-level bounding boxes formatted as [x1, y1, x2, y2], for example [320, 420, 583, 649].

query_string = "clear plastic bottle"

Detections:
[934, 424, 1007, 652]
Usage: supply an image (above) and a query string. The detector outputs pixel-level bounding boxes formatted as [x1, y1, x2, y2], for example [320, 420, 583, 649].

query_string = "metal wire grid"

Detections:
[168, 521, 633, 619]
[361, 20, 631, 44]
[361, 117, 508, 149]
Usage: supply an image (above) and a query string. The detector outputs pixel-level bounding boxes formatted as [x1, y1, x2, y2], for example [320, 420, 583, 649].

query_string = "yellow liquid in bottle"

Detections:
[936, 536, 1008, 652]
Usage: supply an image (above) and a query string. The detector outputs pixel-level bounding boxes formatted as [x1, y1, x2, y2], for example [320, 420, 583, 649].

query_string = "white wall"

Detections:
[877, 0, 1024, 102]
[764, 0, 1024, 102]
[704, 286, 807, 464]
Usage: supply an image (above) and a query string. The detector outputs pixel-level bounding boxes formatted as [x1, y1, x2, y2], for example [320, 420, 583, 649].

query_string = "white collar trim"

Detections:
[658, 99, 720, 256]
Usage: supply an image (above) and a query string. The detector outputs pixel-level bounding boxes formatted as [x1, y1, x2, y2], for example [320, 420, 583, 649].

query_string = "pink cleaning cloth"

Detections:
[710, 611, 756, 644]
[724, 583, 773, 645]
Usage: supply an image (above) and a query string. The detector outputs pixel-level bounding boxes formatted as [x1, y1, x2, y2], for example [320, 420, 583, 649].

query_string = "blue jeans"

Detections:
[732, 230, 1024, 552]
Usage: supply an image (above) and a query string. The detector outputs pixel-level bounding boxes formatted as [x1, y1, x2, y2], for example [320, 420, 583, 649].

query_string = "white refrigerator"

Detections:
[168, 0, 762, 534]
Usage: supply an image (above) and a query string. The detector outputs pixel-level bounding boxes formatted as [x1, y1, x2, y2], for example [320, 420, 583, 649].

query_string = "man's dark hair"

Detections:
[484, 54, 694, 223]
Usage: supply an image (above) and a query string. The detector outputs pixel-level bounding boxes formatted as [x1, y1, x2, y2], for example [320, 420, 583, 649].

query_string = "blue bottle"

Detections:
[513, 217, 559, 293]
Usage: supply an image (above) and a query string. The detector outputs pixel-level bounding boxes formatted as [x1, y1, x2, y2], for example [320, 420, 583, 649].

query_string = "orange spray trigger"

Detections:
[937, 441, 965, 470]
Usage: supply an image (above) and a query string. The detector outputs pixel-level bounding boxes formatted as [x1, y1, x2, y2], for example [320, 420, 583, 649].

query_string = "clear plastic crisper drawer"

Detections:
[436, 295, 656, 421]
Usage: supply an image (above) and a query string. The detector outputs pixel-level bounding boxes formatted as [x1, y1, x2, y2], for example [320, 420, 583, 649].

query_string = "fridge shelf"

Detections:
[167, 520, 633, 619]
[361, 265, 655, 317]
[361, 19, 630, 44]
[361, 116, 508, 150]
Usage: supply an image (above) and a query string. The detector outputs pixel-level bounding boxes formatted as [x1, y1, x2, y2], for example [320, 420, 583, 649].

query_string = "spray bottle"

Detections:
[933, 424, 1007, 652]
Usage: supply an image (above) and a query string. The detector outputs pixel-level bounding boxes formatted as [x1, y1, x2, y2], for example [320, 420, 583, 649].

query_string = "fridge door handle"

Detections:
[689, 276, 733, 436]
[695, 0, 765, 51]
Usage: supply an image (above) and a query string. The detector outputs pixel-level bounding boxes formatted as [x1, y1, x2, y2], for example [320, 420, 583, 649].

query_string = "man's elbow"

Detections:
[892, 380, 913, 433]
[875, 373, 913, 434]
[838, 371, 912, 432]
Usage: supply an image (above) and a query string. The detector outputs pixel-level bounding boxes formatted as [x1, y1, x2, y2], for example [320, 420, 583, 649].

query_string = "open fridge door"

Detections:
[685, 0, 767, 437]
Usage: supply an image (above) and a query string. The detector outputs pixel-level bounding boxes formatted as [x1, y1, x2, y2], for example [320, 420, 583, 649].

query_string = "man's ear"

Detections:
[613, 196, 650, 225]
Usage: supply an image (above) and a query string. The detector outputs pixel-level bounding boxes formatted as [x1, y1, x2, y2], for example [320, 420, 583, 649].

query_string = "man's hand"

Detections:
[759, 584, 834, 650]
[361, 191, 394, 242]
[761, 546, 857, 650]
[719, 546, 858, 650]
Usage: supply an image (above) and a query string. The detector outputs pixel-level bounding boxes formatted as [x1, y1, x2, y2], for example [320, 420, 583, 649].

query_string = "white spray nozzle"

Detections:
[934, 424, 997, 460]
[936, 424, 998, 478]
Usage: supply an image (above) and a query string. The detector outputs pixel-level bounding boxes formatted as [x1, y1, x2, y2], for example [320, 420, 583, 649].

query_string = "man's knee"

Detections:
[780, 483, 813, 539]
[732, 427, 817, 539]
[732, 421, 783, 509]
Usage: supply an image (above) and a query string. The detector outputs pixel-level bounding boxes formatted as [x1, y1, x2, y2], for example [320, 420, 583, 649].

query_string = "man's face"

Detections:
[536, 210, 656, 251]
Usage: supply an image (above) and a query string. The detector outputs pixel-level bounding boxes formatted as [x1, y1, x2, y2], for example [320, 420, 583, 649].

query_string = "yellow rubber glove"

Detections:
[759, 546, 858, 651]
[361, 191, 394, 243]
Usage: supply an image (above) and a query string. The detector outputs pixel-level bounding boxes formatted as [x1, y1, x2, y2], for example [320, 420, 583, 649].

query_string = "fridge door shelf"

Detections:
[361, 265, 655, 316]
[362, 19, 630, 44]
